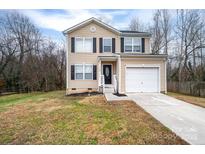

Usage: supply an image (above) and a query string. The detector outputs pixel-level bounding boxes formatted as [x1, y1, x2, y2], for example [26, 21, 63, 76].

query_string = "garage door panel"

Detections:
[126, 67, 159, 93]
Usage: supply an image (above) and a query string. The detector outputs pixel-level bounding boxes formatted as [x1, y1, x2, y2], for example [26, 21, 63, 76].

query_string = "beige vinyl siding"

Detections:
[67, 22, 119, 93]
[120, 58, 166, 93]
[144, 38, 151, 54]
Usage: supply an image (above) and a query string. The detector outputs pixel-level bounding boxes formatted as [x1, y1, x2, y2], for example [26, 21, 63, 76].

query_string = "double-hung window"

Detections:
[103, 38, 112, 52]
[84, 64, 93, 80]
[75, 37, 93, 53]
[75, 64, 93, 80]
[124, 37, 132, 52]
[124, 37, 141, 52]
[75, 64, 83, 80]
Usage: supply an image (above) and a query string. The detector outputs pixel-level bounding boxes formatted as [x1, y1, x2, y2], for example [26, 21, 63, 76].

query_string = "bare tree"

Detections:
[1, 12, 41, 91]
[160, 10, 171, 54]
[0, 11, 66, 93]
[174, 9, 205, 81]
[129, 17, 145, 31]
[0, 32, 17, 75]
[151, 10, 164, 54]
[151, 10, 171, 54]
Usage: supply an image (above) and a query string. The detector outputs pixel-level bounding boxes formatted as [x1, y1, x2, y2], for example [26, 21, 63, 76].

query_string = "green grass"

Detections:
[0, 91, 187, 144]
[167, 92, 205, 108]
[0, 91, 64, 112]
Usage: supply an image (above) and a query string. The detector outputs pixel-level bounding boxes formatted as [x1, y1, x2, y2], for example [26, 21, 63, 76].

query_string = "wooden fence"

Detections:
[167, 81, 205, 97]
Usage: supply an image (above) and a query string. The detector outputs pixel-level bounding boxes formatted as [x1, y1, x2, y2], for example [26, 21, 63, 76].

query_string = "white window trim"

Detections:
[74, 64, 93, 80]
[75, 37, 93, 53]
[84, 64, 93, 80]
[103, 37, 112, 52]
[124, 37, 142, 53]
[74, 64, 83, 80]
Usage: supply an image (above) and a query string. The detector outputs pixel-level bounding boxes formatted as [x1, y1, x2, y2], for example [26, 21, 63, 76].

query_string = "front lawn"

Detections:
[167, 92, 205, 108]
[0, 91, 187, 144]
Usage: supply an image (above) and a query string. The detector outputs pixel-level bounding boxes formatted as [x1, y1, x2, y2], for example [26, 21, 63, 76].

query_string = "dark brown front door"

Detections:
[103, 65, 112, 84]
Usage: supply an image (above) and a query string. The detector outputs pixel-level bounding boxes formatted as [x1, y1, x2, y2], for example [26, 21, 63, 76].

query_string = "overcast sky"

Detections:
[11, 9, 155, 42]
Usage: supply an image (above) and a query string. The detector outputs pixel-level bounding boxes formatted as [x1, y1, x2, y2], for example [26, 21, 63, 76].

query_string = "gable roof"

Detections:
[62, 17, 151, 37]
[63, 17, 121, 35]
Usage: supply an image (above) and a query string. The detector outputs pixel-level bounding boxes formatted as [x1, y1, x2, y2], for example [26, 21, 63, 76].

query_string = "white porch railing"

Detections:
[99, 74, 117, 93]
[100, 75, 105, 93]
[113, 74, 117, 93]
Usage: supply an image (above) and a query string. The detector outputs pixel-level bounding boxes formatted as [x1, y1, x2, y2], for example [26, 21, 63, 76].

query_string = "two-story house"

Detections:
[63, 17, 167, 95]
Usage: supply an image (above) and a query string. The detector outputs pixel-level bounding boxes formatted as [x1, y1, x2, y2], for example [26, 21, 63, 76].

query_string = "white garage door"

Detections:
[126, 67, 159, 93]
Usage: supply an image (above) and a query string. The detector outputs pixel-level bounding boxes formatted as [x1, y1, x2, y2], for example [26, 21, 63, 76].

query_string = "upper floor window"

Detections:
[103, 38, 112, 52]
[124, 37, 141, 52]
[75, 37, 93, 53]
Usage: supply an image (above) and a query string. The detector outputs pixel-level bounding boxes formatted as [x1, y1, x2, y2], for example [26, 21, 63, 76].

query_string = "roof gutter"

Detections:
[120, 54, 168, 59]
[120, 33, 151, 38]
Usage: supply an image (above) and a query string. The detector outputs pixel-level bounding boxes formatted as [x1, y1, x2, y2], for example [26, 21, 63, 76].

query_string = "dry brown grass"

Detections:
[167, 92, 205, 108]
[0, 91, 187, 144]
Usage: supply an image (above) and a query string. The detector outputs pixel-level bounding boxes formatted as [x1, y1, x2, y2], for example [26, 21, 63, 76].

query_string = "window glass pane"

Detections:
[125, 45, 132, 52]
[84, 38, 92, 52]
[84, 65, 92, 79]
[104, 46, 112, 52]
[75, 65, 83, 73]
[75, 65, 83, 79]
[85, 73, 92, 79]
[133, 46, 141, 52]
[75, 38, 83, 52]
[103, 38, 112, 52]
[124, 37, 132, 45]
[76, 73, 83, 79]
[85, 65, 92, 73]
[104, 38, 112, 46]
[133, 38, 141, 45]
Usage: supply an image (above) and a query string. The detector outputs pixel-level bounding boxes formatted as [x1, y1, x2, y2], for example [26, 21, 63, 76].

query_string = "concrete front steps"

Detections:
[104, 85, 114, 93]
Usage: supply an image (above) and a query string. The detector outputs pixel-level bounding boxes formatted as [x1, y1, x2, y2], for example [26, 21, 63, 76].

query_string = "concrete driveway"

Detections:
[127, 93, 205, 145]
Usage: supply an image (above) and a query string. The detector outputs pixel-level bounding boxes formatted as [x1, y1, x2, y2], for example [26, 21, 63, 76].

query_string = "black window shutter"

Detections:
[71, 65, 75, 80]
[141, 38, 145, 53]
[99, 38, 103, 53]
[93, 38, 96, 53]
[121, 37, 124, 53]
[93, 65, 97, 80]
[112, 38, 115, 53]
[71, 37, 75, 53]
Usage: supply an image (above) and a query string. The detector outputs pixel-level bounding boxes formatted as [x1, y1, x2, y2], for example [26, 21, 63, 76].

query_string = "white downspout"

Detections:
[66, 34, 69, 94]
[97, 58, 101, 92]
[165, 60, 167, 94]
[117, 55, 121, 93]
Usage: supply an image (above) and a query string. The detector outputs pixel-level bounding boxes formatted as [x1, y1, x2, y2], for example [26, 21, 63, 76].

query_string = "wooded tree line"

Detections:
[129, 9, 205, 82]
[0, 12, 65, 93]
[0, 10, 205, 93]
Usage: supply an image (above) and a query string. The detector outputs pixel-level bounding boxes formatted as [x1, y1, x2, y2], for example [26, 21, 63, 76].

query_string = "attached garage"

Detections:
[125, 67, 160, 93]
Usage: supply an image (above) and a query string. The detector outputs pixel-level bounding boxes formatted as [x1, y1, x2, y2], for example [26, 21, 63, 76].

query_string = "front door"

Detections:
[103, 65, 112, 84]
